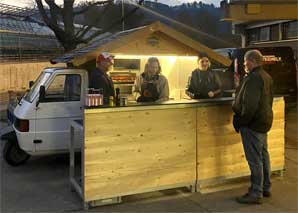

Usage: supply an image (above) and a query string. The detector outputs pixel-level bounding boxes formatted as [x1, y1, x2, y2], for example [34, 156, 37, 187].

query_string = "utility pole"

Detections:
[121, 0, 125, 31]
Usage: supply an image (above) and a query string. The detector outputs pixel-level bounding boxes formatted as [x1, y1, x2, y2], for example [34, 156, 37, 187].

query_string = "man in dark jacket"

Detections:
[186, 52, 222, 99]
[88, 52, 115, 105]
[232, 49, 274, 204]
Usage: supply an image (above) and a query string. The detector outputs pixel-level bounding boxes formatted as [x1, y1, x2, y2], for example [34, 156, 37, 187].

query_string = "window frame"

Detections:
[259, 26, 270, 42]
[247, 28, 259, 44]
[283, 21, 298, 39]
[41, 73, 82, 103]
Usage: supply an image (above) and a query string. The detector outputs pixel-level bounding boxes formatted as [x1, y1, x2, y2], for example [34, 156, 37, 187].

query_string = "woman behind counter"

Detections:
[186, 52, 222, 99]
[134, 57, 169, 102]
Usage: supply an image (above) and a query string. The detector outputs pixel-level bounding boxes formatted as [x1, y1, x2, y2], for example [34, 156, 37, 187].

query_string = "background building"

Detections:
[221, 0, 298, 58]
[0, 3, 64, 62]
[244, 20, 298, 58]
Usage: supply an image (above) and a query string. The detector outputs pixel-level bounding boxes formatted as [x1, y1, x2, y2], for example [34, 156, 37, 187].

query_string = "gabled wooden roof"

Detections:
[52, 22, 232, 67]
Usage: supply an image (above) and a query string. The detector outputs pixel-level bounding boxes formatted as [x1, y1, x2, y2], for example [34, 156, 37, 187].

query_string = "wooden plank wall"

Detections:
[267, 99, 285, 169]
[197, 98, 285, 183]
[0, 62, 65, 116]
[84, 108, 197, 201]
[0, 62, 65, 92]
[197, 105, 243, 181]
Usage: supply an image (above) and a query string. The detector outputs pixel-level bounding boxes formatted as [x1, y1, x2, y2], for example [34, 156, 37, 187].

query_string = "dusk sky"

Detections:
[0, 0, 221, 8]
[159, 0, 220, 6]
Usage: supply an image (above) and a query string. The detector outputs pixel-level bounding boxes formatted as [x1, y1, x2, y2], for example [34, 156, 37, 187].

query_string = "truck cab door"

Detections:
[35, 70, 85, 153]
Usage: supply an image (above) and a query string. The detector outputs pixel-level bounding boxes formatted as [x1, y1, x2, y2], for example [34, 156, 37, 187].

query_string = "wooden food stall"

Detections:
[61, 22, 285, 208]
[70, 97, 284, 209]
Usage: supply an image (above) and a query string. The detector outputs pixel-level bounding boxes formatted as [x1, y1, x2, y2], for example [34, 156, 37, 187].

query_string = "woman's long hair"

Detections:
[144, 57, 162, 75]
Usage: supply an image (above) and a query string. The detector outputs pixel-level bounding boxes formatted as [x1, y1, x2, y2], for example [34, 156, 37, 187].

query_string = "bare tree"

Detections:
[36, 0, 144, 52]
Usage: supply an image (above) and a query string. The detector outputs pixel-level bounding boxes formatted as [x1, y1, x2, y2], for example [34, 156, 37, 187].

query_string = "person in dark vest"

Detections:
[88, 52, 115, 105]
[134, 57, 169, 102]
[186, 52, 222, 99]
[233, 49, 274, 204]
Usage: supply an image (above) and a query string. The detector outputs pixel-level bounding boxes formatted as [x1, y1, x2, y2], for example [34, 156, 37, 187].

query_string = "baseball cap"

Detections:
[97, 52, 114, 64]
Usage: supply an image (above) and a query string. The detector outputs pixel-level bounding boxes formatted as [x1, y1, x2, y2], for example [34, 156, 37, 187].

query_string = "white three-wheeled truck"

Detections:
[2, 67, 87, 166]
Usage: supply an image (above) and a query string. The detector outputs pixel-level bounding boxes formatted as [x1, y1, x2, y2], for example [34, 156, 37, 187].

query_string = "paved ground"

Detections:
[0, 106, 297, 213]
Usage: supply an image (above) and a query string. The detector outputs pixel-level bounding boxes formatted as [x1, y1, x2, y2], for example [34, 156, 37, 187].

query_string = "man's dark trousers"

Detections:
[240, 127, 271, 197]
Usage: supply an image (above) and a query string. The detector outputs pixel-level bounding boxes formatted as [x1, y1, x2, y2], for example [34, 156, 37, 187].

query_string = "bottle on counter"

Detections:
[115, 88, 120, 107]
[120, 96, 128, 106]
[109, 96, 114, 107]
[98, 88, 103, 106]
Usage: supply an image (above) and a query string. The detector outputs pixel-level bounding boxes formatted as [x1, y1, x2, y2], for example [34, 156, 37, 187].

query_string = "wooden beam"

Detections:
[155, 22, 232, 66]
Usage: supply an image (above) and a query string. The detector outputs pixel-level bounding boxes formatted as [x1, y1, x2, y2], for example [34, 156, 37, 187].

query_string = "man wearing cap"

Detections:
[88, 52, 115, 105]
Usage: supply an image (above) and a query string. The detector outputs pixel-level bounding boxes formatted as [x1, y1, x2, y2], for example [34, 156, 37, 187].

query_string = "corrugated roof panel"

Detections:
[0, 17, 55, 36]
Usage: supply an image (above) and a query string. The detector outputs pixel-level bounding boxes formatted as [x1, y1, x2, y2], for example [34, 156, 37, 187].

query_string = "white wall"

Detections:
[115, 55, 197, 100]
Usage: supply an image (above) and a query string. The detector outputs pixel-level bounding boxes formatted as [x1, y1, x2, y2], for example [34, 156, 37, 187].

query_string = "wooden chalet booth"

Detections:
[59, 22, 285, 209]
[54, 21, 232, 101]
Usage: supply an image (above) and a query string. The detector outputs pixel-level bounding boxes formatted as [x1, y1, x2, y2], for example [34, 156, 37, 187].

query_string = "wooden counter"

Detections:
[196, 99, 285, 189]
[83, 104, 197, 204]
[70, 97, 285, 208]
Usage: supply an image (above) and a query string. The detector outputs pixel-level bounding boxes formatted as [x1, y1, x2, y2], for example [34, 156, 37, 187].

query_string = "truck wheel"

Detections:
[3, 140, 30, 166]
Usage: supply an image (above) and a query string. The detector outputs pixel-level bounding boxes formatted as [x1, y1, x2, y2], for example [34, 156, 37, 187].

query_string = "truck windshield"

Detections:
[23, 72, 52, 103]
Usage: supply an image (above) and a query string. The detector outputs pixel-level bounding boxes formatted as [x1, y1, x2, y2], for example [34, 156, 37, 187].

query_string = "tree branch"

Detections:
[74, 25, 89, 37]
[45, 0, 62, 26]
[84, 0, 145, 43]
[74, 0, 112, 15]
[35, 0, 51, 26]
[62, 0, 74, 34]
[45, 0, 62, 13]
[76, 0, 113, 41]
[36, 0, 65, 32]
[36, 0, 72, 50]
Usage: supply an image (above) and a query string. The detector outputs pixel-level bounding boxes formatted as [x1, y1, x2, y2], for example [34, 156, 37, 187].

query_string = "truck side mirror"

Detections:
[36, 85, 45, 107]
[29, 81, 34, 88]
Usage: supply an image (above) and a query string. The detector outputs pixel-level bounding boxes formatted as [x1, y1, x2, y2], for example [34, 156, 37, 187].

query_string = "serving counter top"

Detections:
[85, 96, 283, 114]
[85, 97, 234, 113]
